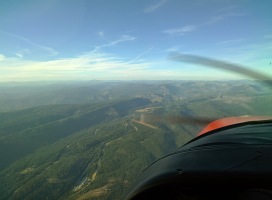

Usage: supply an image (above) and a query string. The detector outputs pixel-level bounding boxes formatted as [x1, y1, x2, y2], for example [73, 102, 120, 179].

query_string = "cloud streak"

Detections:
[217, 38, 245, 46]
[0, 54, 6, 62]
[2, 33, 140, 80]
[127, 47, 153, 64]
[144, 0, 168, 13]
[93, 35, 136, 52]
[162, 25, 196, 36]
[204, 12, 245, 26]
[97, 31, 105, 37]
[0, 31, 58, 57]
[0, 50, 152, 81]
[162, 11, 244, 36]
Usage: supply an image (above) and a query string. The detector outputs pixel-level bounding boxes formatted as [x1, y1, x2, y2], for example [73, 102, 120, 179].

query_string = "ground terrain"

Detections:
[0, 80, 271, 200]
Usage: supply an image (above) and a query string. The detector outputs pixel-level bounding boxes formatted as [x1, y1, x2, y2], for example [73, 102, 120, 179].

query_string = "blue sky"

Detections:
[0, 0, 272, 81]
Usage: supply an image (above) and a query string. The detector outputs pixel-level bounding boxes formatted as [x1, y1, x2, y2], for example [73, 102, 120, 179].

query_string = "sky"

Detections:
[0, 0, 272, 81]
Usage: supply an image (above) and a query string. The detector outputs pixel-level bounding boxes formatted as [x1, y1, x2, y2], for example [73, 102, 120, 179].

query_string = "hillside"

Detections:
[0, 80, 271, 200]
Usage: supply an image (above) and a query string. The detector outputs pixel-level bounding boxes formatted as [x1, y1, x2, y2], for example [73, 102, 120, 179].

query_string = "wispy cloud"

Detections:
[97, 31, 105, 37]
[217, 38, 245, 46]
[0, 54, 6, 61]
[165, 45, 186, 52]
[0, 31, 58, 57]
[162, 11, 244, 37]
[127, 47, 153, 64]
[93, 35, 136, 52]
[15, 49, 31, 58]
[144, 0, 168, 13]
[162, 25, 196, 36]
[204, 12, 245, 26]
[106, 35, 136, 46]
[0, 50, 152, 81]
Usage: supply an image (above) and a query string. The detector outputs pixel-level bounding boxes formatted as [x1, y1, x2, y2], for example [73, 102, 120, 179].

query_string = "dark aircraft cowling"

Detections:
[125, 119, 272, 200]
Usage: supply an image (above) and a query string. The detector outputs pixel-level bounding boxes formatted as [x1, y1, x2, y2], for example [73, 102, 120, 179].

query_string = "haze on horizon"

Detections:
[1, 0, 272, 82]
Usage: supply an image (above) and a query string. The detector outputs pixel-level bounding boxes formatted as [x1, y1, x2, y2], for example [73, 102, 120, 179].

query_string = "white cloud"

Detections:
[165, 45, 186, 52]
[144, 0, 168, 13]
[2, 50, 263, 81]
[97, 31, 104, 37]
[204, 12, 245, 26]
[217, 38, 245, 46]
[15, 49, 31, 58]
[93, 35, 136, 52]
[162, 25, 196, 36]
[0, 31, 58, 57]
[162, 11, 244, 37]
[15, 53, 23, 58]
[127, 47, 153, 64]
[0, 54, 6, 61]
[110, 35, 136, 45]
[0, 50, 153, 81]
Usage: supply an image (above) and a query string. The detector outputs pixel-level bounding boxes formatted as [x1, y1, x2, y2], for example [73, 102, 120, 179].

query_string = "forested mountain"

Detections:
[0, 80, 271, 200]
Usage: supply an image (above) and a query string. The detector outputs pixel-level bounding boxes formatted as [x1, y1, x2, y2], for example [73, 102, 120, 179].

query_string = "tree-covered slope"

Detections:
[0, 80, 271, 200]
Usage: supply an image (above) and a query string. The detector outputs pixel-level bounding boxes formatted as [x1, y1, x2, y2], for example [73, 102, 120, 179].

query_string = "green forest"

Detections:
[0, 80, 271, 200]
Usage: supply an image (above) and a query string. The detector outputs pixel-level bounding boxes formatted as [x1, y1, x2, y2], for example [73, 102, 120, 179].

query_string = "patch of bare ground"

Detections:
[77, 181, 116, 200]
[132, 120, 158, 129]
